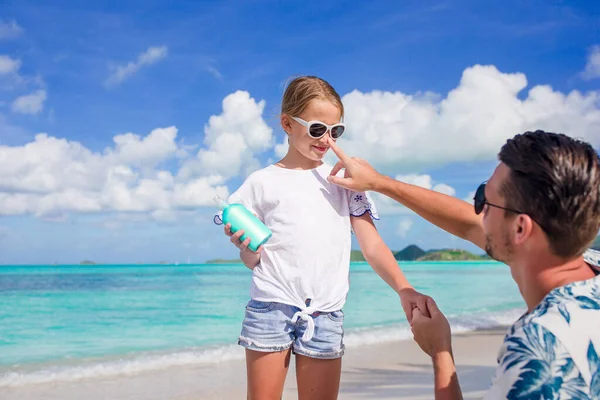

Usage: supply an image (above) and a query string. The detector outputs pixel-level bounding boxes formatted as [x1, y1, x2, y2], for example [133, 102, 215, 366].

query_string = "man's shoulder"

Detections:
[522, 275, 600, 331]
[584, 248, 600, 270]
[500, 276, 600, 369]
[503, 277, 600, 351]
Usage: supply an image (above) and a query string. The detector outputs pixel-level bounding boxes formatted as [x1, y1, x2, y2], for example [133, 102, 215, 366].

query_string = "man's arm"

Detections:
[411, 298, 463, 400]
[326, 137, 486, 250]
[432, 352, 463, 400]
[374, 176, 486, 250]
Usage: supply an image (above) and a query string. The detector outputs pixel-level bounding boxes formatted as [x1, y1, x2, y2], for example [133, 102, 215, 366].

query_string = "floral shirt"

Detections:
[483, 249, 600, 399]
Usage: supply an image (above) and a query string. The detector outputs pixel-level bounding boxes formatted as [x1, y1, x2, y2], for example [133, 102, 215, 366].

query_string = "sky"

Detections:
[0, 0, 599, 264]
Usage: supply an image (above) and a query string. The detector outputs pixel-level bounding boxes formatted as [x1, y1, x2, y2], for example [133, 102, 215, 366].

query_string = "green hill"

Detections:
[417, 249, 485, 261]
[205, 258, 243, 264]
[205, 244, 494, 264]
[393, 245, 426, 261]
[350, 250, 366, 262]
[350, 245, 482, 262]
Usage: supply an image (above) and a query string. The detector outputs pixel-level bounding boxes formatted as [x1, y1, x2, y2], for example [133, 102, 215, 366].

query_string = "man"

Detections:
[325, 131, 600, 399]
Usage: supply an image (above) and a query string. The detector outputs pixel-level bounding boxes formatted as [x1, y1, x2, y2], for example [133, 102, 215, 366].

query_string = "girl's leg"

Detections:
[295, 354, 342, 400]
[246, 348, 292, 400]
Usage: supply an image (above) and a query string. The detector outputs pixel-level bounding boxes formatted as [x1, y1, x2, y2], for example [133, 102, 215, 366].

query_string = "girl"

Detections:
[214, 76, 429, 400]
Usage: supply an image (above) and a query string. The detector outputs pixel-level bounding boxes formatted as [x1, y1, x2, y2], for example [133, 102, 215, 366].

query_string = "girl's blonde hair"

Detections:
[281, 76, 344, 119]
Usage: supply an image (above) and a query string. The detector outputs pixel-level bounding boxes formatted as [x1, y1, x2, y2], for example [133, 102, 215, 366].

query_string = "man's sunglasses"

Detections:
[473, 182, 547, 231]
[291, 116, 345, 139]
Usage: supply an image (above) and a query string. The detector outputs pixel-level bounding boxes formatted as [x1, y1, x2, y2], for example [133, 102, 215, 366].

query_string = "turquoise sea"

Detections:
[0, 261, 524, 388]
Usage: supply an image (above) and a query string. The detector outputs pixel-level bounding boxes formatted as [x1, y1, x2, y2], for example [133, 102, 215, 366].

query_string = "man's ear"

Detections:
[514, 214, 533, 245]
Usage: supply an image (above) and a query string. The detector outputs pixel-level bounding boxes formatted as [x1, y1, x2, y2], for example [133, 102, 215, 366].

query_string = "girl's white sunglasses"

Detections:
[291, 117, 346, 139]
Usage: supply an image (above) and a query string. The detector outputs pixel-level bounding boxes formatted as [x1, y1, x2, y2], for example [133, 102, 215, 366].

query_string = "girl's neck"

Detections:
[276, 147, 323, 170]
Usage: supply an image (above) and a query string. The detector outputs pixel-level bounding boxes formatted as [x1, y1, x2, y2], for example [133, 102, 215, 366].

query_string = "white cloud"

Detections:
[464, 190, 476, 204]
[369, 174, 456, 216]
[397, 218, 413, 237]
[274, 136, 288, 159]
[0, 55, 21, 75]
[11, 89, 47, 115]
[179, 90, 274, 180]
[105, 46, 168, 86]
[432, 183, 456, 196]
[0, 128, 229, 217]
[339, 64, 600, 174]
[206, 65, 223, 81]
[395, 174, 434, 189]
[0, 20, 23, 40]
[0, 89, 277, 219]
[395, 174, 456, 196]
[581, 45, 600, 81]
[0, 55, 43, 92]
[105, 126, 181, 169]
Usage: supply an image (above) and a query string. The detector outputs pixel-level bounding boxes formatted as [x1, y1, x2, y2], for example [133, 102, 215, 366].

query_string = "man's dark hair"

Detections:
[498, 130, 600, 258]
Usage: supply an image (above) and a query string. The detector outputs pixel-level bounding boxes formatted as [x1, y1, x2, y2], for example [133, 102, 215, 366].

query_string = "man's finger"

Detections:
[329, 160, 345, 177]
[327, 174, 353, 190]
[426, 297, 441, 315]
[327, 137, 351, 163]
[417, 297, 431, 318]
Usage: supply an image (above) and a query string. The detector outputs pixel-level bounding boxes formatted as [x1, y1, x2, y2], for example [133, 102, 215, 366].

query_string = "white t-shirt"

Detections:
[214, 163, 378, 314]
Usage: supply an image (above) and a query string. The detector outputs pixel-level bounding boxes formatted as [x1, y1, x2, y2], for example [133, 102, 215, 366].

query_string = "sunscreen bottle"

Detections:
[214, 196, 272, 252]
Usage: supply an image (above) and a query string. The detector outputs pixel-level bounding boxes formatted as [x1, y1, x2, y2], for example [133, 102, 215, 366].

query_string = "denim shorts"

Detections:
[238, 299, 345, 359]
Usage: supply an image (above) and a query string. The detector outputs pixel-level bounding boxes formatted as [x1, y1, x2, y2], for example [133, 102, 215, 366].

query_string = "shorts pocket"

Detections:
[246, 299, 275, 313]
[327, 310, 344, 322]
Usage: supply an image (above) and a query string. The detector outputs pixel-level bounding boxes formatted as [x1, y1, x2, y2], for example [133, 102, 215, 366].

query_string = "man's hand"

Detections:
[326, 137, 385, 192]
[399, 288, 432, 323]
[411, 297, 453, 358]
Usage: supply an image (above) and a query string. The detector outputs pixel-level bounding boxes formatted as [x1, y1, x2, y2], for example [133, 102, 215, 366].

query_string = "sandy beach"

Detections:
[3, 326, 507, 400]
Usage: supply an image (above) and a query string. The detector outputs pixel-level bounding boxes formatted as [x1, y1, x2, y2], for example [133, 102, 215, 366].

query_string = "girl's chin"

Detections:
[309, 148, 328, 158]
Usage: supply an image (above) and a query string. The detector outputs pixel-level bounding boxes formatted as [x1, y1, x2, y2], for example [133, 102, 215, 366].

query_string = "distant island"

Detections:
[208, 234, 600, 264]
[76, 236, 598, 266]
[205, 258, 249, 264]
[206, 244, 490, 264]
[350, 245, 488, 262]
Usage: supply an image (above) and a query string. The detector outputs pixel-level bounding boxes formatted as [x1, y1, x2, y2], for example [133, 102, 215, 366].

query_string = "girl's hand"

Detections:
[399, 288, 432, 324]
[224, 223, 263, 254]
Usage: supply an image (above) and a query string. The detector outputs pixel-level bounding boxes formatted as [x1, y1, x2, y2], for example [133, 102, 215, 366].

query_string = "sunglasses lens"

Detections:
[330, 125, 345, 139]
[474, 183, 485, 214]
[309, 123, 328, 138]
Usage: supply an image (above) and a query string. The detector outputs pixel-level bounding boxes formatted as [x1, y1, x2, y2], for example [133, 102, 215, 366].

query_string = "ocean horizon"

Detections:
[0, 261, 525, 388]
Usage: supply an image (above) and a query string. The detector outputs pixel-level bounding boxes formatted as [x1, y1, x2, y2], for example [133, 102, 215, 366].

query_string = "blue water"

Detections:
[0, 261, 524, 387]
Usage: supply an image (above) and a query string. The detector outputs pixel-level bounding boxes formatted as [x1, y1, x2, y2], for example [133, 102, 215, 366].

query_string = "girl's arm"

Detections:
[351, 213, 431, 321]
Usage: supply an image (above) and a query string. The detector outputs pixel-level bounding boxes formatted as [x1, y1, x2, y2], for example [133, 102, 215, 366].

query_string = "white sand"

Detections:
[2, 327, 507, 400]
